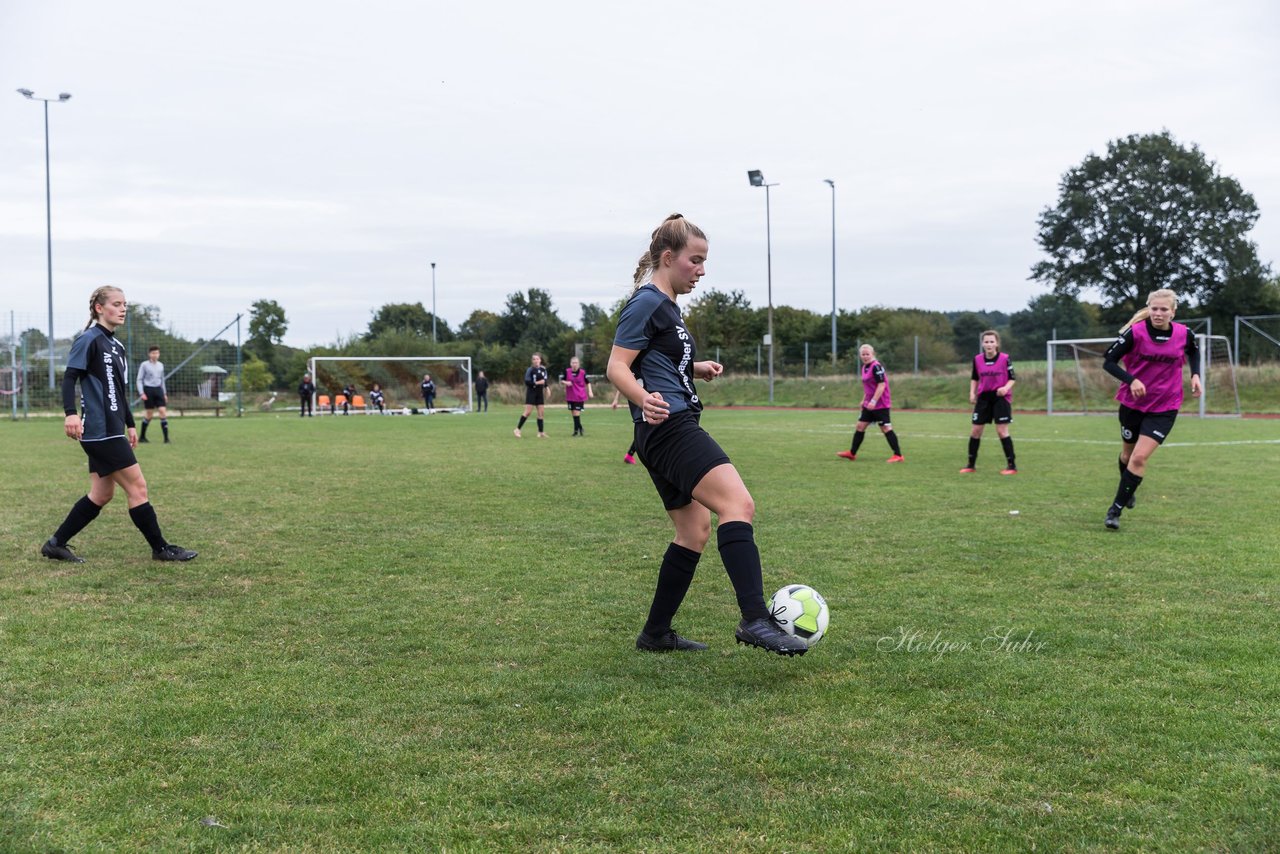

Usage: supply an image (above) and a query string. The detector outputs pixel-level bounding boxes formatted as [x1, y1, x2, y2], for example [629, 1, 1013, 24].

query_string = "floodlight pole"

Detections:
[748, 170, 778, 403]
[431, 262, 437, 343]
[18, 88, 72, 389]
[825, 179, 836, 367]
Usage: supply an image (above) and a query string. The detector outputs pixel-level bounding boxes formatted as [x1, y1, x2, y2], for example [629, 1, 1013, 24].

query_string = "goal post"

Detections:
[306, 356, 472, 413]
[1046, 335, 1239, 417]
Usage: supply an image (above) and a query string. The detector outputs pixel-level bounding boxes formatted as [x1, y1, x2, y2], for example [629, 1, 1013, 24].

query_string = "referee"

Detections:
[135, 345, 170, 443]
[607, 213, 806, 656]
[41, 286, 197, 563]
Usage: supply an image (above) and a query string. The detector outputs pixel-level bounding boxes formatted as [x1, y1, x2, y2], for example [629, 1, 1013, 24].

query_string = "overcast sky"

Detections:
[3, 0, 1277, 347]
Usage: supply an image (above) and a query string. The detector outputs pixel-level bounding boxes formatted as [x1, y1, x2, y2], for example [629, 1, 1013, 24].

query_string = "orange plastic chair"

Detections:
[334, 394, 348, 410]
[317, 394, 331, 411]
[351, 395, 366, 410]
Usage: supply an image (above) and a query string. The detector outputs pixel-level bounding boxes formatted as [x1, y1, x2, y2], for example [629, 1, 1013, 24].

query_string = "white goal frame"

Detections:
[1046, 334, 1239, 418]
[306, 355, 472, 413]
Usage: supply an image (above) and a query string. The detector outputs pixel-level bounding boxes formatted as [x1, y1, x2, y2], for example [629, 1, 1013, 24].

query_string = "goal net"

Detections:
[1046, 335, 1240, 417]
[306, 356, 473, 414]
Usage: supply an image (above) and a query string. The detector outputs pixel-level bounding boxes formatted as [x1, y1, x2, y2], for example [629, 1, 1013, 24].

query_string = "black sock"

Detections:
[140, 419, 149, 440]
[850, 430, 866, 454]
[885, 430, 902, 455]
[643, 543, 701, 636]
[161, 419, 169, 440]
[1111, 469, 1143, 513]
[1000, 436, 1015, 468]
[517, 416, 527, 429]
[52, 496, 103, 546]
[968, 437, 980, 467]
[536, 419, 544, 433]
[573, 415, 582, 433]
[627, 442, 637, 456]
[717, 521, 768, 621]
[1118, 456, 1127, 475]
[128, 502, 168, 551]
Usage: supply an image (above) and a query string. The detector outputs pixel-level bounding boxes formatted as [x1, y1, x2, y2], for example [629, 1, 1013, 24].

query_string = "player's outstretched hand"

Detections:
[694, 360, 723, 381]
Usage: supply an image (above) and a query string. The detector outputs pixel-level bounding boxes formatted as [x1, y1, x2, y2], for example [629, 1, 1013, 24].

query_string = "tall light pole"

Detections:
[17, 88, 72, 389]
[747, 170, 778, 403]
[825, 179, 836, 367]
[430, 262, 437, 343]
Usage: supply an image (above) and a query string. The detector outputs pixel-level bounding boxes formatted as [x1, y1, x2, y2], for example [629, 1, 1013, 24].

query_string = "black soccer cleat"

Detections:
[1105, 508, 1122, 531]
[41, 538, 85, 563]
[153, 544, 199, 561]
[635, 628, 708, 652]
[735, 617, 808, 656]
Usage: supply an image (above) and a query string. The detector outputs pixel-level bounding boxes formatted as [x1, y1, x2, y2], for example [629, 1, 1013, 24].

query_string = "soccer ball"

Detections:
[767, 584, 829, 648]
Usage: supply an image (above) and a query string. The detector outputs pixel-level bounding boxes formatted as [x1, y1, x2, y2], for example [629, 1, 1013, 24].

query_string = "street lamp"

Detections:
[17, 88, 72, 390]
[430, 262, 437, 343]
[824, 179, 836, 367]
[747, 170, 778, 403]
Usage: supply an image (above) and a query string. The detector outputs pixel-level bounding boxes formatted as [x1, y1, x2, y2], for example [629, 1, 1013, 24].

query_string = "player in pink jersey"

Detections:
[1100, 289, 1201, 530]
[960, 330, 1017, 474]
[561, 356, 593, 436]
[837, 344, 904, 463]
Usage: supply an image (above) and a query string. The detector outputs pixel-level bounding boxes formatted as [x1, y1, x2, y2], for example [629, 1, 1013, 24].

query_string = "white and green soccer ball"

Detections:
[767, 584, 829, 648]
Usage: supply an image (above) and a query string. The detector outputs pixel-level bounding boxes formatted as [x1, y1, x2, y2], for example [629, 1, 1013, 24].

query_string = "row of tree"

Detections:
[225, 131, 1276, 391]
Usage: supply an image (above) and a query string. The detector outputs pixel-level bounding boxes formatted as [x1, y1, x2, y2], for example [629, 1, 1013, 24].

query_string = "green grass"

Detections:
[3, 406, 1278, 851]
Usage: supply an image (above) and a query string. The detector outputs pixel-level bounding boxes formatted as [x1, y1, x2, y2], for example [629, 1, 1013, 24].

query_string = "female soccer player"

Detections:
[606, 213, 807, 656]
[1101, 289, 1201, 530]
[562, 356, 593, 436]
[513, 353, 548, 438]
[40, 286, 197, 563]
[960, 330, 1017, 474]
[837, 344, 904, 463]
[369, 382, 385, 413]
[136, 345, 170, 443]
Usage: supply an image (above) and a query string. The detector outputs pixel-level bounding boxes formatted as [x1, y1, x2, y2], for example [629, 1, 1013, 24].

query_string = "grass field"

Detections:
[3, 405, 1278, 851]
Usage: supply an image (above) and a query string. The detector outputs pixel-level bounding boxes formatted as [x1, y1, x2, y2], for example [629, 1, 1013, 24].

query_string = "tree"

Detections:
[495, 288, 570, 350]
[683, 289, 758, 350]
[458, 309, 501, 344]
[1031, 131, 1270, 324]
[1009, 294, 1103, 358]
[248, 299, 288, 350]
[365, 302, 451, 342]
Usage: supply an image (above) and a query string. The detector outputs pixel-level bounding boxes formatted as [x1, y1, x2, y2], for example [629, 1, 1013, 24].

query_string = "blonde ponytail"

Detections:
[85, 286, 123, 330]
[630, 213, 706, 293]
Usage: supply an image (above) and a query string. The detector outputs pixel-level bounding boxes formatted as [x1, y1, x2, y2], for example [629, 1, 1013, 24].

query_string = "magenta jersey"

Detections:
[563, 368, 589, 403]
[1115, 321, 1189, 412]
[974, 352, 1012, 403]
[862, 360, 891, 409]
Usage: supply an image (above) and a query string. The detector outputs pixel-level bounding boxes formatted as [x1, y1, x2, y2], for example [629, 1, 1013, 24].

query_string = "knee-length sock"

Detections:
[717, 521, 769, 621]
[52, 496, 103, 546]
[967, 437, 980, 467]
[517, 415, 528, 429]
[642, 543, 701, 636]
[128, 502, 169, 551]
[1000, 436, 1015, 467]
[884, 430, 902, 455]
[1111, 469, 1143, 513]
[850, 430, 867, 455]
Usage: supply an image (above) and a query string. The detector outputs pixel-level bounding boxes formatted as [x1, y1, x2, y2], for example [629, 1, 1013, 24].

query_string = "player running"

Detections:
[837, 344, 905, 463]
[1101, 288, 1200, 530]
[40, 286, 197, 563]
[960, 330, 1017, 474]
[607, 213, 806, 656]
[562, 356, 593, 436]
[135, 345, 170, 443]
[513, 353, 549, 438]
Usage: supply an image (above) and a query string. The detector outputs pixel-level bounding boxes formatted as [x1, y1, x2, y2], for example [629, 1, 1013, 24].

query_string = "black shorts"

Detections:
[1119, 404, 1178, 445]
[858, 407, 892, 425]
[972, 394, 1012, 425]
[142, 386, 166, 408]
[525, 387, 545, 406]
[566, 400, 585, 412]
[81, 437, 138, 477]
[634, 410, 731, 511]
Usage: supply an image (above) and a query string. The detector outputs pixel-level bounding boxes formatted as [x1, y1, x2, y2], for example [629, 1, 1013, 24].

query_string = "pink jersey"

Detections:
[563, 368, 589, 403]
[862, 360, 891, 409]
[1115, 321, 1189, 412]
[974, 352, 1012, 403]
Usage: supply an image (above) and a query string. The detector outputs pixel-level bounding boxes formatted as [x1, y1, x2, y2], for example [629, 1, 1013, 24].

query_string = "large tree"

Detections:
[248, 299, 288, 352]
[1031, 131, 1268, 323]
[364, 302, 452, 342]
[496, 288, 570, 351]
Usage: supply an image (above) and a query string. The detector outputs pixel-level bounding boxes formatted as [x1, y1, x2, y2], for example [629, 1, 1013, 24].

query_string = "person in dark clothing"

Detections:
[475, 370, 490, 412]
[40, 285, 197, 564]
[298, 373, 316, 417]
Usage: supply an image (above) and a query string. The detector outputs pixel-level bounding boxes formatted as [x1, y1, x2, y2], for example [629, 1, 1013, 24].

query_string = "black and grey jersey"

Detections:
[64, 324, 134, 441]
[614, 283, 700, 423]
[524, 366, 548, 388]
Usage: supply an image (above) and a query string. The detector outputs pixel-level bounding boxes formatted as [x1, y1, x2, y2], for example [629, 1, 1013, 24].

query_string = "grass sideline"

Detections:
[2, 407, 1278, 851]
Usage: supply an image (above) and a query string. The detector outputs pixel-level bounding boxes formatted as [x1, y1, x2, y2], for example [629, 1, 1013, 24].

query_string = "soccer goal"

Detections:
[1046, 335, 1240, 417]
[306, 356, 472, 414]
